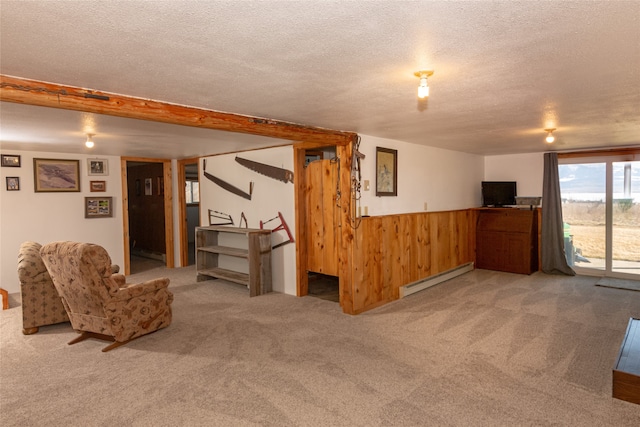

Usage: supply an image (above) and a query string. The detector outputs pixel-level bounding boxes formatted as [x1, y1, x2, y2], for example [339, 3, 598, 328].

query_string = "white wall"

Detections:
[200, 146, 296, 295]
[0, 140, 490, 296]
[484, 152, 544, 199]
[358, 135, 485, 214]
[198, 139, 484, 295]
[0, 150, 124, 294]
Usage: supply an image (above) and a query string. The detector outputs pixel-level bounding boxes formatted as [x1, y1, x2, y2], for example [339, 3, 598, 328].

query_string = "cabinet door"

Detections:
[476, 232, 505, 271]
[505, 233, 531, 274]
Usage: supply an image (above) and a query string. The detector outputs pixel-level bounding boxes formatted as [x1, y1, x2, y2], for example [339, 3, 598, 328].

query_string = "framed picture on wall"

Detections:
[1, 154, 21, 167]
[88, 159, 108, 176]
[85, 197, 113, 218]
[90, 180, 106, 192]
[376, 147, 397, 197]
[33, 158, 81, 192]
[6, 176, 20, 191]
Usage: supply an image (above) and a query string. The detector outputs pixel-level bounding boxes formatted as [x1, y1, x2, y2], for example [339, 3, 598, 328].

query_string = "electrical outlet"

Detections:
[424, 202, 428, 211]
[364, 180, 370, 191]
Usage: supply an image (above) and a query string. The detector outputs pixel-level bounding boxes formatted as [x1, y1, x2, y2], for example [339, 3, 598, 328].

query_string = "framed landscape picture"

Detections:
[1, 154, 21, 167]
[376, 147, 397, 196]
[33, 158, 81, 192]
[85, 196, 113, 218]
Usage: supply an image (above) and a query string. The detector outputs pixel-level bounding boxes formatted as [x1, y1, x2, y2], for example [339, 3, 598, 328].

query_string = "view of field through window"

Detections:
[559, 161, 639, 275]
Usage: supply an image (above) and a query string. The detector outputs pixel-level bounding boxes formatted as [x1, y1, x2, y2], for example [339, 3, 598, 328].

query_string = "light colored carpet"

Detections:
[596, 277, 640, 292]
[2, 267, 640, 426]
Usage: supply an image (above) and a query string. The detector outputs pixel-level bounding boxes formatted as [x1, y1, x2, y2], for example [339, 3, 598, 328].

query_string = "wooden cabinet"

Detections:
[195, 226, 272, 297]
[475, 208, 538, 275]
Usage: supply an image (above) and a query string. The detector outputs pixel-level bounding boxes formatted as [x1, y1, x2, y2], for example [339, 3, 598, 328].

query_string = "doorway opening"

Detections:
[302, 146, 341, 303]
[559, 154, 640, 280]
[121, 157, 174, 275]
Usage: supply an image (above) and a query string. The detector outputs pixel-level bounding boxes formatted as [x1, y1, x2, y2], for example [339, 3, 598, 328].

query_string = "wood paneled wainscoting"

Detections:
[345, 210, 476, 314]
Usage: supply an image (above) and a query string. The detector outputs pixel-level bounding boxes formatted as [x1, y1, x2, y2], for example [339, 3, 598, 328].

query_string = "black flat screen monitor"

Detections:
[482, 181, 517, 207]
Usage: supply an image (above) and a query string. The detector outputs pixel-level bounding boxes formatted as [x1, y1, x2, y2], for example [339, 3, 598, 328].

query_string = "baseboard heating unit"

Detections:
[399, 262, 474, 298]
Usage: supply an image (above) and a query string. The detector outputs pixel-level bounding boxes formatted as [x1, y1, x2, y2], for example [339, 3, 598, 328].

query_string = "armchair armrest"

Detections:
[111, 277, 170, 302]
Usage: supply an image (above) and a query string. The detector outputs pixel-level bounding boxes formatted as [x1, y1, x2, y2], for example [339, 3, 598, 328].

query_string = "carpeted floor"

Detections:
[1, 267, 640, 426]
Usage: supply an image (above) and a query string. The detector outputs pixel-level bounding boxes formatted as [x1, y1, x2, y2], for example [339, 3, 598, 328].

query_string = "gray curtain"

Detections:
[541, 152, 575, 275]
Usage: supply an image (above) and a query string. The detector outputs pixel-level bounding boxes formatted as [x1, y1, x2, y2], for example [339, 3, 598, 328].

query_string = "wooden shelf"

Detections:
[198, 267, 249, 287]
[195, 226, 272, 297]
[198, 245, 249, 258]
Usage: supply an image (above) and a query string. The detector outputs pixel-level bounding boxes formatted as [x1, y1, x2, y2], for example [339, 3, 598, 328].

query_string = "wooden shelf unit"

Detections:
[196, 225, 272, 297]
[475, 208, 538, 275]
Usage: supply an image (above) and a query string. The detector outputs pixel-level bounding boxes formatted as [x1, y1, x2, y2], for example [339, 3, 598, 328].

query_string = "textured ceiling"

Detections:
[1, 0, 639, 158]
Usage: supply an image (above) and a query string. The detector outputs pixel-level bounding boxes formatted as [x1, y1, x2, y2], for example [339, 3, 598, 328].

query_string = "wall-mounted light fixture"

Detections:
[544, 128, 556, 144]
[85, 134, 95, 148]
[414, 70, 434, 99]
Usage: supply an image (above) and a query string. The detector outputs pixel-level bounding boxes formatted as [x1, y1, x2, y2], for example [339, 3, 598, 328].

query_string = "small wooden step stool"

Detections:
[613, 318, 640, 404]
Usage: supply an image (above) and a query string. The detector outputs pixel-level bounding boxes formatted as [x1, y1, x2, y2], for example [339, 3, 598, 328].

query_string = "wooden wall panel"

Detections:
[415, 214, 432, 279]
[355, 217, 382, 310]
[351, 210, 475, 314]
[336, 144, 355, 314]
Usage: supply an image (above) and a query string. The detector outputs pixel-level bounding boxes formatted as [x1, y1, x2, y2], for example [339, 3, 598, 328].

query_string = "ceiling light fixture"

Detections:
[85, 134, 95, 148]
[544, 128, 556, 144]
[414, 70, 434, 99]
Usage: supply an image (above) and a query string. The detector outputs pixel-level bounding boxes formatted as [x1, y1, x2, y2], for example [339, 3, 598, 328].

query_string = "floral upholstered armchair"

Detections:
[18, 241, 69, 334]
[40, 241, 173, 352]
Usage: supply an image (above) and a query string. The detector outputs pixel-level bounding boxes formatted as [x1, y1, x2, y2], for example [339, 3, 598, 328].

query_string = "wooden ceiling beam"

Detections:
[0, 74, 356, 146]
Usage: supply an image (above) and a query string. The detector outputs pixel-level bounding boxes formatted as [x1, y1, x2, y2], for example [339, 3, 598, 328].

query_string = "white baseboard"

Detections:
[399, 262, 474, 298]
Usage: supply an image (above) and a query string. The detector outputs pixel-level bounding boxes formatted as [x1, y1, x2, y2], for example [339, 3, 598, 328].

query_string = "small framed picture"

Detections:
[34, 158, 81, 192]
[376, 147, 398, 197]
[90, 180, 106, 192]
[85, 196, 113, 218]
[88, 159, 108, 176]
[1, 154, 21, 167]
[6, 176, 20, 191]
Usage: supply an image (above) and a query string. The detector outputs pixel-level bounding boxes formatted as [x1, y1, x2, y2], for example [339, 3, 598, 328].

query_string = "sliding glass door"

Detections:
[612, 161, 640, 276]
[559, 157, 639, 279]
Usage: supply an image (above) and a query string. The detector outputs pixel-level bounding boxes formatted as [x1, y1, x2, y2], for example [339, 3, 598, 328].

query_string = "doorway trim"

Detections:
[177, 157, 200, 267]
[293, 139, 356, 313]
[120, 157, 174, 275]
